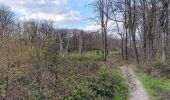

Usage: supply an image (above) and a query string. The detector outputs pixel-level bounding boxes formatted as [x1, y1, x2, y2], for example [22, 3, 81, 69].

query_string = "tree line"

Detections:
[0, 4, 120, 56]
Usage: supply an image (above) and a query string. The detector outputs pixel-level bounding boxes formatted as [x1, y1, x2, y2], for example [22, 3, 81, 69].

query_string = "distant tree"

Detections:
[0, 5, 14, 36]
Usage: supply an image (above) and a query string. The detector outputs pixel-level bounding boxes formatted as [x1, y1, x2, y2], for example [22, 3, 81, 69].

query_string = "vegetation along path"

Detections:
[122, 66, 150, 100]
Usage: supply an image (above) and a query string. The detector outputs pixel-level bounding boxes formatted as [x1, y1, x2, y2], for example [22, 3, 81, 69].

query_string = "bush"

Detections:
[43, 39, 59, 67]
[90, 70, 128, 100]
[161, 90, 170, 100]
[153, 62, 170, 78]
[64, 85, 95, 100]
[65, 67, 128, 100]
[141, 62, 153, 74]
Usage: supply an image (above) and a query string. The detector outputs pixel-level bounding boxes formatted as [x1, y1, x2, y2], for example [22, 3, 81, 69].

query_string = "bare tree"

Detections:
[159, 0, 169, 62]
[126, 0, 139, 64]
[92, 0, 111, 61]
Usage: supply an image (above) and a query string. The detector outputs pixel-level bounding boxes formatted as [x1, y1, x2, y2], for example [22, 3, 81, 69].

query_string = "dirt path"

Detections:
[122, 66, 150, 100]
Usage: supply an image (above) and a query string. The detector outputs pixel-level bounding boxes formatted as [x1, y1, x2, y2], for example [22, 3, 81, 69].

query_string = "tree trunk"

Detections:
[161, 33, 166, 62]
[79, 31, 83, 56]
[125, 27, 128, 60]
[58, 32, 64, 57]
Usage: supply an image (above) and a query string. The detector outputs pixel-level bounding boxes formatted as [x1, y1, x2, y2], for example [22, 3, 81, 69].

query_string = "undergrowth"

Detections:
[0, 50, 128, 100]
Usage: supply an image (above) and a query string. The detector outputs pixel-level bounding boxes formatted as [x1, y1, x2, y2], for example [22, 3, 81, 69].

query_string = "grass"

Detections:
[133, 67, 170, 100]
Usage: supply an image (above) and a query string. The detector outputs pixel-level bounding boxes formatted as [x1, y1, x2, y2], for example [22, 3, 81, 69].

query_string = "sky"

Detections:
[0, 0, 98, 30]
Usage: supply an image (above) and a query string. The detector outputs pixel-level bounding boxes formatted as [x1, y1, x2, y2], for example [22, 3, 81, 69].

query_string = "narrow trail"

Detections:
[122, 66, 150, 100]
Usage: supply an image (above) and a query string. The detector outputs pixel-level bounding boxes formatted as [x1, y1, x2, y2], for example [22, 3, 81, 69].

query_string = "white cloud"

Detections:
[0, 0, 81, 23]
[84, 20, 119, 31]
[72, 0, 94, 5]
[84, 20, 123, 38]
[84, 24, 100, 31]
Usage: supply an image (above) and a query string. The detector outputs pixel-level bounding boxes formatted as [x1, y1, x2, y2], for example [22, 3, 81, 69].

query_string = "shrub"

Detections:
[141, 62, 153, 74]
[155, 50, 161, 62]
[91, 70, 128, 100]
[65, 67, 128, 100]
[153, 62, 170, 78]
[161, 90, 170, 100]
[64, 85, 95, 100]
[43, 39, 59, 67]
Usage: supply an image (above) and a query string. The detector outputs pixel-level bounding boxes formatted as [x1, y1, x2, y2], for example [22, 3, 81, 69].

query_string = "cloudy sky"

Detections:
[0, 0, 97, 30]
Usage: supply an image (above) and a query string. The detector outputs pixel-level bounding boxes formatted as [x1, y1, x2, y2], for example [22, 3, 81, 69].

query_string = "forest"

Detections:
[0, 0, 170, 100]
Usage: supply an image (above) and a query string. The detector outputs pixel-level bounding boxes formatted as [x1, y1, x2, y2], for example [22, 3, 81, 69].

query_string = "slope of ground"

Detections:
[122, 66, 150, 100]
[133, 67, 170, 100]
